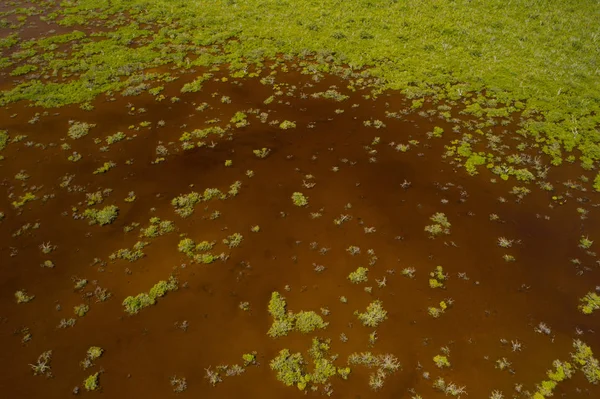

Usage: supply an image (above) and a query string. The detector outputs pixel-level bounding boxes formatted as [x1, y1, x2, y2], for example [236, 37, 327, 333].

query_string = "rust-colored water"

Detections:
[1, 44, 600, 399]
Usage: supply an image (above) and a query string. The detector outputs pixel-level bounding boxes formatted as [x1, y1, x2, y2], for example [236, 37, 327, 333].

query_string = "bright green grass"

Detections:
[1, 0, 599, 173]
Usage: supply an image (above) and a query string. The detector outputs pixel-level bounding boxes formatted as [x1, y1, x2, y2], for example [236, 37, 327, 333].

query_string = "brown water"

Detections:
[1, 50, 600, 399]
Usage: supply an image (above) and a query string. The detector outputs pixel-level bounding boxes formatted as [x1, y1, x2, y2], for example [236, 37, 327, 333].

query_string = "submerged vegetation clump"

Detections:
[122, 276, 178, 314]
[109, 241, 148, 262]
[177, 237, 220, 264]
[171, 185, 235, 217]
[347, 352, 401, 391]
[429, 266, 448, 289]
[80, 347, 104, 370]
[15, 290, 35, 303]
[425, 212, 451, 237]
[84, 205, 119, 226]
[84, 373, 99, 391]
[291, 192, 309, 207]
[270, 338, 345, 391]
[140, 217, 175, 238]
[354, 300, 388, 328]
[532, 359, 574, 398]
[0, 130, 9, 151]
[267, 292, 328, 338]
[348, 267, 369, 284]
[579, 292, 600, 315]
[571, 340, 600, 384]
[68, 121, 95, 140]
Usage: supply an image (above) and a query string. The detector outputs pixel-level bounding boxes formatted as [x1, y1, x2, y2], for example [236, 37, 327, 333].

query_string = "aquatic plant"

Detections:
[84, 205, 119, 226]
[12, 192, 36, 208]
[429, 266, 447, 289]
[579, 236, 593, 249]
[140, 217, 175, 238]
[571, 339, 600, 384]
[270, 338, 342, 390]
[230, 112, 249, 128]
[74, 304, 89, 317]
[122, 276, 178, 314]
[0, 130, 8, 151]
[434, 355, 451, 368]
[267, 292, 328, 337]
[15, 290, 34, 303]
[106, 131, 126, 144]
[253, 148, 271, 158]
[579, 292, 600, 314]
[93, 161, 116, 174]
[84, 373, 99, 391]
[68, 121, 95, 139]
[109, 241, 148, 262]
[242, 353, 257, 367]
[354, 300, 388, 327]
[428, 301, 448, 318]
[30, 350, 53, 377]
[348, 352, 401, 391]
[170, 376, 187, 393]
[425, 212, 451, 237]
[279, 120, 296, 129]
[497, 237, 514, 248]
[348, 267, 369, 283]
[80, 347, 104, 370]
[532, 359, 574, 398]
[432, 377, 468, 397]
[294, 311, 329, 333]
[291, 192, 308, 207]
[223, 233, 243, 248]
[270, 349, 307, 389]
